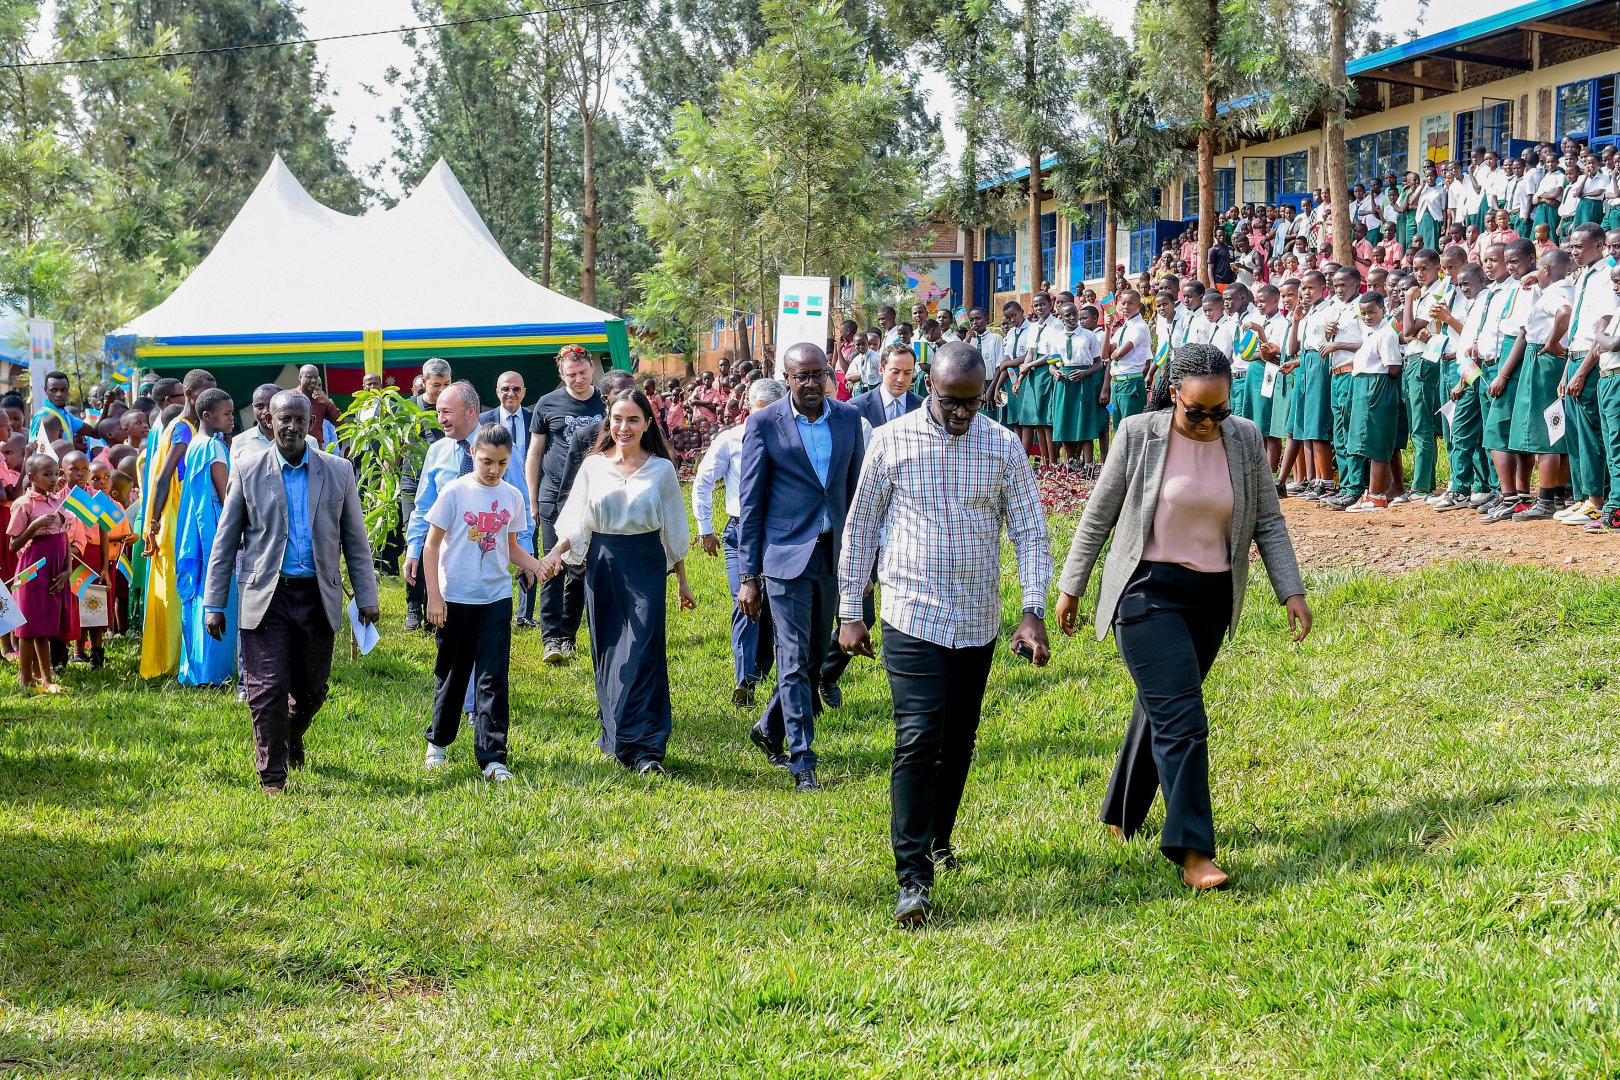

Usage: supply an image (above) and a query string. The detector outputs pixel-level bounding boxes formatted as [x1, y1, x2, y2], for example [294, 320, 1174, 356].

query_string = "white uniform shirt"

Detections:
[1418, 182, 1448, 222]
[1351, 196, 1378, 229]
[975, 330, 1006, 380]
[1526, 279, 1573, 346]
[1408, 279, 1457, 358]
[1300, 300, 1334, 352]
[1262, 311, 1293, 360]
[1352, 319, 1404, 374]
[1450, 177, 1482, 219]
[1322, 298, 1364, 360]
[1567, 260, 1619, 353]
[1185, 312, 1229, 354]
[1597, 311, 1620, 372]
[1054, 325, 1099, 371]
[1479, 278, 1528, 358]
[1535, 171, 1569, 216]
[1001, 320, 1035, 367]
[1108, 315, 1152, 376]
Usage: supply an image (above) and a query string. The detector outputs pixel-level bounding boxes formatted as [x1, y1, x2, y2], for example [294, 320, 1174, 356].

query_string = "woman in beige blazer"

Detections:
[1054, 344, 1311, 890]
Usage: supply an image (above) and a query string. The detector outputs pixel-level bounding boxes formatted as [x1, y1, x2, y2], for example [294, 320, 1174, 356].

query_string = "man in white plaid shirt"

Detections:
[837, 341, 1053, 925]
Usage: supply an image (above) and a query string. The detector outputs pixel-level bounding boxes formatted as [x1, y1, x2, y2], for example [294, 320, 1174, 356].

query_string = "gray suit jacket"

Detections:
[203, 444, 380, 632]
[1057, 408, 1304, 639]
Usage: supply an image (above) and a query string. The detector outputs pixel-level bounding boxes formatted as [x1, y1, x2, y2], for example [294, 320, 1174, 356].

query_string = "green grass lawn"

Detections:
[4, 522, 1620, 1076]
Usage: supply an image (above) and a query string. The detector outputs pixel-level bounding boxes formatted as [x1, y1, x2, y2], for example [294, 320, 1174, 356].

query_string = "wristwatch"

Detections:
[740, 573, 763, 585]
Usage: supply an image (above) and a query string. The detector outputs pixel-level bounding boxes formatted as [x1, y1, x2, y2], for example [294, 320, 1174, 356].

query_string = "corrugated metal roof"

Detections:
[1351, 0, 1603, 74]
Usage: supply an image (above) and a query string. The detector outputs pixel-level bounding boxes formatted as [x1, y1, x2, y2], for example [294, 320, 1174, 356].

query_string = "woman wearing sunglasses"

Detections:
[1053, 343, 1311, 890]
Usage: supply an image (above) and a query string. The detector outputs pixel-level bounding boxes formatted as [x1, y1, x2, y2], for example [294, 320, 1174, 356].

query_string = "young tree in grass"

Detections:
[1058, 16, 1182, 295]
[1136, 0, 1274, 287]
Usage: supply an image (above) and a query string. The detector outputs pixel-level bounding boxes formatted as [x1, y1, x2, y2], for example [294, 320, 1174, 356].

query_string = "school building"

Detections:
[905, 0, 1620, 316]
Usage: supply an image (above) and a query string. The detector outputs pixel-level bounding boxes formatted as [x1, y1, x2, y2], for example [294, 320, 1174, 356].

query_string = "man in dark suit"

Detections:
[204, 391, 379, 794]
[737, 343, 865, 791]
[821, 342, 922, 704]
[480, 371, 537, 625]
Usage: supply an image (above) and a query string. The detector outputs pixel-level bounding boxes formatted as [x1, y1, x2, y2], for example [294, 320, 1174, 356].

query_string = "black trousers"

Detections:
[1101, 561, 1231, 864]
[240, 578, 335, 786]
[426, 597, 512, 767]
[883, 624, 997, 888]
[820, 585, 875, 688]
[401, 492, 425, 614]
[516, 534, 538, 622]
[538, 512, 585, 643]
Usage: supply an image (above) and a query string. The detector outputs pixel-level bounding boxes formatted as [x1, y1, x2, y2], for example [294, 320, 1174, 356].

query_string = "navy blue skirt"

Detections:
[585, 530, 673, 767]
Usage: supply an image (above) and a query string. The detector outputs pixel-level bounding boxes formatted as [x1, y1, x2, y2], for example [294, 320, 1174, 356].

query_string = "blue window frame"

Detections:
[1241, 152, 1309, 205]
[1068, 203, 1106, 284]
[1455, 102, 1511, 160]
[1346, 128, 1407, 187]
[1039, 212, 1057, 286]
[1129, 225, 1156, 276]
[985, 226, 1015, 293]
[1182, 168, 1235, 218]
[1558, 79, 1594, 142]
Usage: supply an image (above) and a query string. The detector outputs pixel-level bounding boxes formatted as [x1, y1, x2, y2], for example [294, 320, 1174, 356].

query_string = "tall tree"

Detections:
[1058, 16, 1182, 294]
[987, 0, 1076, 296]
[1136, 0, 1275, 286]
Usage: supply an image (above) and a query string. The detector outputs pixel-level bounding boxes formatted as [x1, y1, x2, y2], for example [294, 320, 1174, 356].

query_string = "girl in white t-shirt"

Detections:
[422, 422, 547, 782]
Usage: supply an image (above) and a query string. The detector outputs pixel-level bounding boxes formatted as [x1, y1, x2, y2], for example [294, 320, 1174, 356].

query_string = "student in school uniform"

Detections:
[1017, 293, 1063, 464]
[1428, 262, 1490, 510]
[1583, 262, 1620, 531]
[1533, 159, 1571, 240]
[1288, 270, 1337, 500]
[1270, 278, 1309, 490]
[1247, 283, 1287, 473]
[1049, 301, 1107, 470]
[1223, 283, 1261, 424]
[1417, 163, 1448, 252]
[1185, 287, 1236, 406]
[1397, 249, 1452, 503]
[1343, 292, 1404, 512]
[991, 301, 1034, 431]
[1561, 222, 1620, 526]
[1318, 267, 1367, 510]
[1571, 155, 1607, 233]
[1508, 248, 1574, 522]
[1479, 240, 1538, 521]
[1102, 290, 1152, 429]
[1447, 159, 1482, 236]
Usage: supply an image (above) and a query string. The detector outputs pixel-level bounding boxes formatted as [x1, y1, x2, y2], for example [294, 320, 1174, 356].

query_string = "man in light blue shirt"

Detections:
[403, 381, 482, 589]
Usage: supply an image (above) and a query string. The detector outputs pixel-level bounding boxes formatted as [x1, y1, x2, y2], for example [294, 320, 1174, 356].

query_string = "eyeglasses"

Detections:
[787, 370, 829, 384]
[1181, 402, 1232, 424]
[934, 393, 983, 415]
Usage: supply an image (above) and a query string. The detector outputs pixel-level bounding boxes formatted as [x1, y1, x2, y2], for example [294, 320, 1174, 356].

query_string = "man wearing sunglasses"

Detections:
[838, 341, 1052, 926]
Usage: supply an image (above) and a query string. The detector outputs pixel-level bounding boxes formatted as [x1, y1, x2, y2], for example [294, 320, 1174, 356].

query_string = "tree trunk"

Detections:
[1197, 48, 1217, 289]
[1326, 0, 1353, 269]
[541, 33, 554, 288]
[962, 226, 977, 312]
[1102, 196, 1119, 296]
[580, 114, 597, 306]
[1028, 150, 1044, 298]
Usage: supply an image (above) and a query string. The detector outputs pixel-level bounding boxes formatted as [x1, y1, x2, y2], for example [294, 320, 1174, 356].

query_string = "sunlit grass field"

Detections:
[3, 515, 1620, 1076]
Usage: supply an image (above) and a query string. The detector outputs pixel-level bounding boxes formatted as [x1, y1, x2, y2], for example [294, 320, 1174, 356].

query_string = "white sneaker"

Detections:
[1469, 492, 1493, 506]
[1555, 498, 1592, 522]
[483, 762, 513, 783]
[424, 743, 448, 769]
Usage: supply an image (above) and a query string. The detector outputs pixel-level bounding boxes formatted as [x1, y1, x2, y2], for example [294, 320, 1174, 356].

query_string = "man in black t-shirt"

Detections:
[1207, 235, 1235, 288]
[525, 345, 606, 663]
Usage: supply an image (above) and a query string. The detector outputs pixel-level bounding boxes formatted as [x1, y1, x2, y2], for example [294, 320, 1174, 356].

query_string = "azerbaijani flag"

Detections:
[85, 407, 103, 424]
[1234, 326, 1261, 362]
[61, 486, 101, 528]
[1155, 339, 1173, 368]
[1099, 293, 1117, 317]
[69, 564, 98, 598]
[91, 490, 126, 530]
[782, 295, 801, 315]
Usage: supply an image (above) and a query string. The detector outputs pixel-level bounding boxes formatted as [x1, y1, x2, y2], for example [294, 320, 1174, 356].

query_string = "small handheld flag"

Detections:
[1155, 340, 1173, 368]
[1235, 327, 1261, 363]
[1458, 355, 1482, 385]
[84, 407, 103, 424]
[69, 564, 99, 598]
[1098, 293, 1117, 317]
[90, 490, 126, 530]
[108, 363, 133, 386]
[61, 486, 100, 528]
[117, 551, 134, 584]
[913, 341, 931, 367]
[10, 557, 47, 589]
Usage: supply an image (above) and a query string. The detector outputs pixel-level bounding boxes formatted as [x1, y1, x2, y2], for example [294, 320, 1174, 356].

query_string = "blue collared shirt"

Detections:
[280, 448, 315, 579]
[405, 434, 470, 559]
[791, 398, 833, 531]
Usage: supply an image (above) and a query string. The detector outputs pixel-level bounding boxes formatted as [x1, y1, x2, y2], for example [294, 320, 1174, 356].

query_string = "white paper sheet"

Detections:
[347, 597, 380, 655]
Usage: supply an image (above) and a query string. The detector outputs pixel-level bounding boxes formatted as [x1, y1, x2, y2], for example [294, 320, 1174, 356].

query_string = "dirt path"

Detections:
[1279, 497, 1620, 574]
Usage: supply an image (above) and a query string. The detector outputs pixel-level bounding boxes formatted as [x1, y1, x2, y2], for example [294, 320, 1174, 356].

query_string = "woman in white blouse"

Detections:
[539, 388, 697, 775]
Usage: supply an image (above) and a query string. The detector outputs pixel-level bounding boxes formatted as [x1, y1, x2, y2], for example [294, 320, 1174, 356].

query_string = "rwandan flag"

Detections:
[108, 363, 133, 386]
[1155, 340, 1173, 368]
[913, 341, 931, 367]
[90, 490, 126, 531]
[69, 564, 98, 598]
[1234, 326, 1261, 363]
[117, 552, 134, 584]
[61, 486, 100, 528]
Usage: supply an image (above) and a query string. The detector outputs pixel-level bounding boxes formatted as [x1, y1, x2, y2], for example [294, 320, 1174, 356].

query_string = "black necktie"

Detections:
[457, 438, 473, 476]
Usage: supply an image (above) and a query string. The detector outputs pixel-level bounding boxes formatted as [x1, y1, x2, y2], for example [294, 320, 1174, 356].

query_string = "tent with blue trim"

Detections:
[108, 155, 629, 402]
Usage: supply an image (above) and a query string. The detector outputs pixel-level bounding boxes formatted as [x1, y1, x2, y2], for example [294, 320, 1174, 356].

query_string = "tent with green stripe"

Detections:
[107, 156, 629, 405]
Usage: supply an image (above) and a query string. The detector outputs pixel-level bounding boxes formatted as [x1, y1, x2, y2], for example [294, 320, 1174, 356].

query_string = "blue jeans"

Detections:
[722, 521, 774, 686]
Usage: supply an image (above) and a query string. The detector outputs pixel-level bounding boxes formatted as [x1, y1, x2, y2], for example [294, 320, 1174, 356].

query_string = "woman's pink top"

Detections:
[1140, 428, 1234, 573]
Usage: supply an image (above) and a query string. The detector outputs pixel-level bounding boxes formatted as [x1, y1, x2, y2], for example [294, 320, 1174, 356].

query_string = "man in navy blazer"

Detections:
[821, 342, 921, 702]
[479, 371, 537, 624]
[737, 343, 865, 791]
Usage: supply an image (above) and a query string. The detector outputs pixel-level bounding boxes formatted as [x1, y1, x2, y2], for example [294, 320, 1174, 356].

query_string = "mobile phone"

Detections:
[1014, 640, 1035, 663]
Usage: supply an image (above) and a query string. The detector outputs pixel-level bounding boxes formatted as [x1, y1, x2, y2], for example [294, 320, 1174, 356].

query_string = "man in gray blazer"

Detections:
[204, 390, 380, 794]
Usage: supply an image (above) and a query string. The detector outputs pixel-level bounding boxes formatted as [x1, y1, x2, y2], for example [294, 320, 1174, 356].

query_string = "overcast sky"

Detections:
[301, 0, 1531, 198]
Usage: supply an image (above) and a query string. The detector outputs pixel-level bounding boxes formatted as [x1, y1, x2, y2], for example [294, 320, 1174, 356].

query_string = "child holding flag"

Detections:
[8, 455, 74, 692]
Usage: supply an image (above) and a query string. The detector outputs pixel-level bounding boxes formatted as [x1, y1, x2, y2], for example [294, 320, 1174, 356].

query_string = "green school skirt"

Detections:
[1267, 367, 1294, 440]
[1052, 368, 1107, 442]
[1111, 373, 1146, 430]
[1295, 349, 1334, 442]
[1398, 210, 1417, 250]
[1481, 340, 1522, 452]
[1288, 360, 1310, 439]
[1004, 369, 1036, 426]
[1469, 206, 1489, 232]
[1245, 362, 1275, 433]
[1417, 212, 1442, 253]
[1575, 197, 1605, 230]
[1402, 355, 1442, 438]
[1604, 205, 1620, 231]
[1348, 371, 1401, 462]
[1508, 342, 1562, 453]
[1023, 366, 1056, 428]
[1230, 365, 1252, 421]
[1533, 202, 1560, 234]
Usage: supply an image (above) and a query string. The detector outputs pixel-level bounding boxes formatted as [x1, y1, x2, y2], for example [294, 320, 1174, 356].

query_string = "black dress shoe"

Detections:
[794, 769, 821, 792]
[894, 884, 931, 925]
[515, 616, 539, 629]
[749, 725, 790, 770]
[929, 845, 961, 873]
[287, 742, 305, 771]
[732, 681, 755, 707]
[820, 681, 843, 709]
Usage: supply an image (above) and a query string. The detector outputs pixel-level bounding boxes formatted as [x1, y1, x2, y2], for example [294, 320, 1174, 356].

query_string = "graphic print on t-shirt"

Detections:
[463, 499, 514, 553]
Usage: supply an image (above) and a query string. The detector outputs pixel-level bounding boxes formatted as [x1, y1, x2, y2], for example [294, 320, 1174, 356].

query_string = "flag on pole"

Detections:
[90, 490, 126, 530]
[10, 557, 47, 589]
[69, 564, 99, 598]
[60, 486, 100, 528]
[1098, 293, 1117, 317]
[117, 551, 134, 584]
